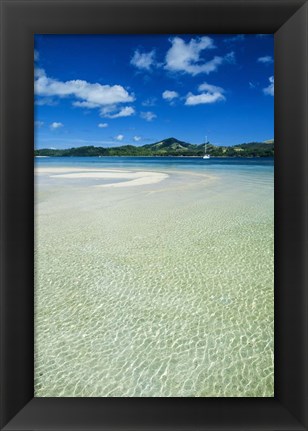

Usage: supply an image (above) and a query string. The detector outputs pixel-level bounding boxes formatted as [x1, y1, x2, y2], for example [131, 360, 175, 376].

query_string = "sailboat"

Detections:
[203, 136, 210, 159]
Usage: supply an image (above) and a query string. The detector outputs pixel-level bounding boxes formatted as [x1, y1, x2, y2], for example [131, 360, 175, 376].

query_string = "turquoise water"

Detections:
[36, 155, 273, 170]
[35, 157, 274, 397]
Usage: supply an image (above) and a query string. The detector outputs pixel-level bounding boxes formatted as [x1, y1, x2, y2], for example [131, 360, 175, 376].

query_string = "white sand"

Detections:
[98, 173, 169, 188]
[36, 167, 169, 187]
[35, 167, 129, 174]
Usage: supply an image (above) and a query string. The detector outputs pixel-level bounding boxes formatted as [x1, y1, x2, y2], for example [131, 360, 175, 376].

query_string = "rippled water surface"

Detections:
[35, 157, 274, 397]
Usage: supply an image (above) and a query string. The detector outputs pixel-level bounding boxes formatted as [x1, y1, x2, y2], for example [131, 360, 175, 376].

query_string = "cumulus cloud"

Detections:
[34, 97, 58, 106]
[133, 136, 141, 142]
[34, 121, 44, 128]
[258, 56, 273, 64]
[162, 90, 179, 101]
[98, 123, 108, 128]
[185, 81, 225, 105]
[263, 76, 274, 96]
[164, 36, 226, 75]
[142, 97, 157, 107]
[34, 68, 45, 79]
[225, 51, 236, 64]
[35, 68, 134, 110]
[50, 122, 63, 129]
[140, 111, 157, 121]
[115, 134, 124, 141]
[99, 105, 116, 117]
[73, 101, 101, 108]
[100, 106, 135, 119]
[131, 50, 156, 70]
[198, 82, 224, 93]
[185, 92, 225, 105]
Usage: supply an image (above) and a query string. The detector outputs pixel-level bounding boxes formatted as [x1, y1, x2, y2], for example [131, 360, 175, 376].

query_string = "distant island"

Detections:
[35, 137, 274, 158]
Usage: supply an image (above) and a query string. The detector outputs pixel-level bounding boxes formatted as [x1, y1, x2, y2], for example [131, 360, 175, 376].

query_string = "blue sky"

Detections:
[34, 34, 274, 149]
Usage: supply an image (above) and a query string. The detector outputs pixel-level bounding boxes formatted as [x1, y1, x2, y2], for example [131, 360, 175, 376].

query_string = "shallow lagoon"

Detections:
[35, 157, 274, 397]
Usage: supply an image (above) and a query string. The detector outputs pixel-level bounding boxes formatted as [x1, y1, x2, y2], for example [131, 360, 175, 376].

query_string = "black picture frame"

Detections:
[0, 0, 307, 430]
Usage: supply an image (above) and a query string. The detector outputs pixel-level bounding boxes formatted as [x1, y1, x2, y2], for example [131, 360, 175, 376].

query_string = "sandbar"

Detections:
[36, 167, 169, 187]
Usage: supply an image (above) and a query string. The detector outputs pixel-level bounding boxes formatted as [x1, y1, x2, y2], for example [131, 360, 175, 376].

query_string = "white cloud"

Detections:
[198, 82, 224, 93]
[249, 81, 256, 89]
[99, 105, 117, 117]
[131, 50, 155, 70]
[162, 90, 179, 101]
[142, 97, 157, 107]
[34, 121, 44, 128]
[34, 68, 45, 79]
[185, 82, 225, 105]
[164, 36, 226, 75]
[98, 123, 108, 128]
[34, 50, 39, 61]
[258, 56, 273, 64]
[34, 68, 134, 108]
[133, 136, 141, 142]
[115, 134, 124, 141]
[185, 92, 225, 105]
[100, 106, 135, 119]
[225, 51, 236, 64]
[50, 122, 63, 129]
[263, 76, 274, 96]
[140, 111, 157, 121]
[73, 101, 100, 108]
[34, 97, 58, 106]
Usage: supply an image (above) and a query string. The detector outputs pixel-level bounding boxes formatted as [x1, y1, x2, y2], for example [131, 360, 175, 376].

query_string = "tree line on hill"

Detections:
[35, 137, 274, 158]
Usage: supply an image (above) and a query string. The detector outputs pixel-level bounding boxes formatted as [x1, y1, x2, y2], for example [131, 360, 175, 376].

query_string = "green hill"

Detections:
[144, 137, 193, 151]
[35, 137, 274, 158]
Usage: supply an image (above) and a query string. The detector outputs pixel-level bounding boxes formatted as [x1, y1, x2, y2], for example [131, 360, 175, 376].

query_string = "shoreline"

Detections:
[35, 155, 274, 159]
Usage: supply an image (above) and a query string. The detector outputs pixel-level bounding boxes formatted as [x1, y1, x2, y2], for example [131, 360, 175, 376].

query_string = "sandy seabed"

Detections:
[35, 165, 274, 397]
